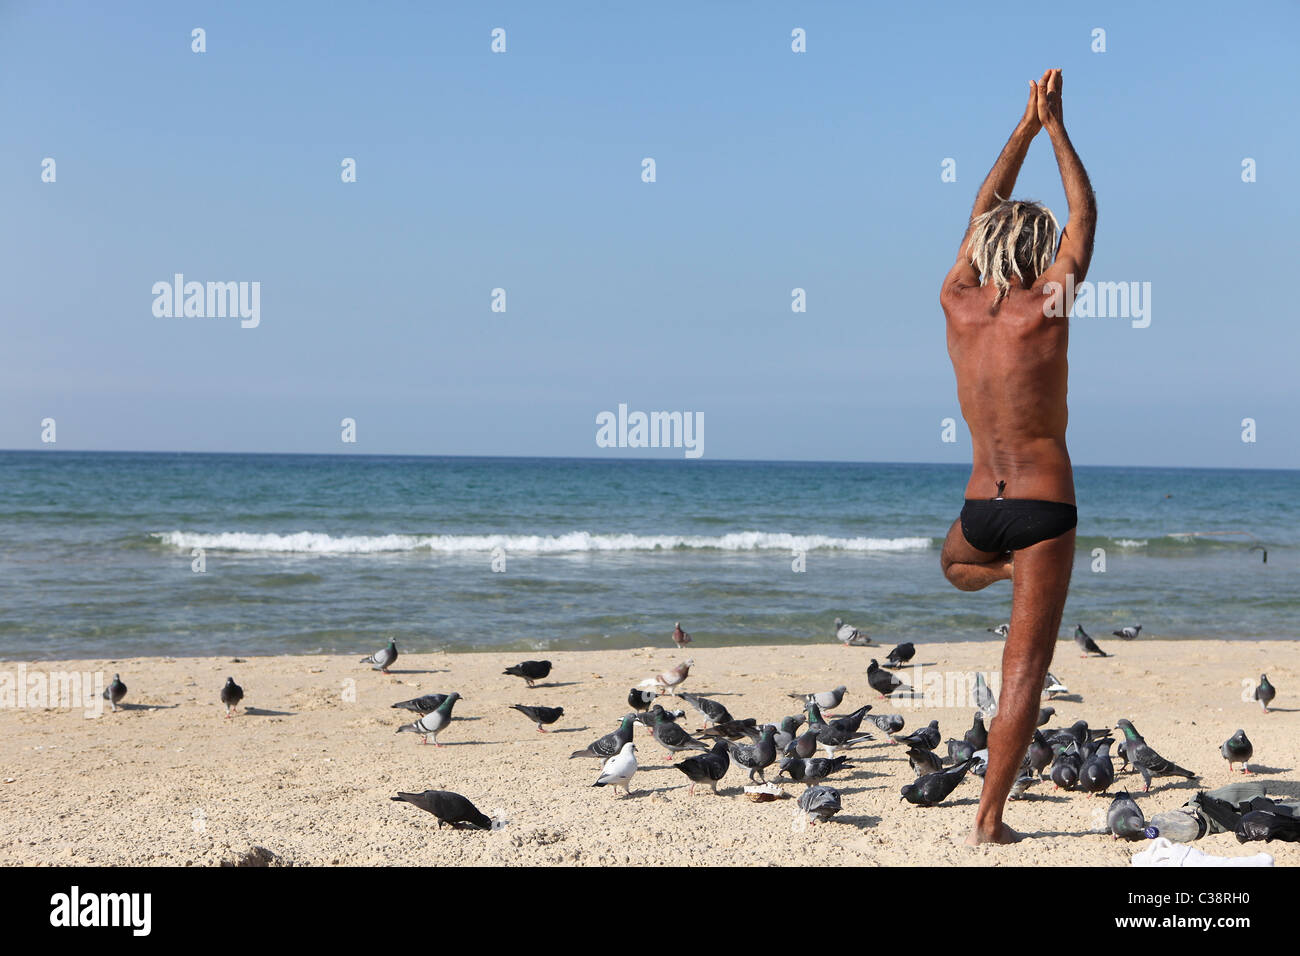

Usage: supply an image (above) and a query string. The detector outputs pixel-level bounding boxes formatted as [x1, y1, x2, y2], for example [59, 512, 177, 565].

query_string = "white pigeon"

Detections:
[987, 624, 1010, 637]
[1113, 624, 1142, 640]
[834, 617, 872, 647]
[593, 742, 638, 796]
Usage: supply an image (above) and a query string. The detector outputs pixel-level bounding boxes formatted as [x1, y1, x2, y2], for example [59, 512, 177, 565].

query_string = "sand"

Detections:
[0, 639, 1295, 867]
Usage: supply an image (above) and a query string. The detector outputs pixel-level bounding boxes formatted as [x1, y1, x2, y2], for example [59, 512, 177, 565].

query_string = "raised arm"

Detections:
[1035, 69, 1097, 291]
[943, 72, 1049, 292]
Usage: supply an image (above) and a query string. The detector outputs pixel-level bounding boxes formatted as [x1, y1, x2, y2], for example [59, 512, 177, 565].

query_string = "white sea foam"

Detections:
[150, 530, 934, 554]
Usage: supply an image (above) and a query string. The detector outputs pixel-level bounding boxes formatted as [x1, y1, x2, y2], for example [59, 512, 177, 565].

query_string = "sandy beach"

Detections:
[1, 639, 1295, 867]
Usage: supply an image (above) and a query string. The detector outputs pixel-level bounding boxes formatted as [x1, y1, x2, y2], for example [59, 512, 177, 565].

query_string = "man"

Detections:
[939, 69, 1096, 845]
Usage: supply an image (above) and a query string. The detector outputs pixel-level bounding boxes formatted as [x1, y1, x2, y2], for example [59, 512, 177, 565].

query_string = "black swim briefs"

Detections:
[959, 497, 1078, 553]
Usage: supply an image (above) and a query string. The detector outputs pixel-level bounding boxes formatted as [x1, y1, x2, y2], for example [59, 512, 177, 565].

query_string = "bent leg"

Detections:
[968, 528, 1075, 845]
[941, 519, 1013, 591]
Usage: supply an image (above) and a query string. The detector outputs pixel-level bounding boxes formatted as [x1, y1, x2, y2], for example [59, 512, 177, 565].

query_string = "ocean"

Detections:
[1, 451, 1295, 659]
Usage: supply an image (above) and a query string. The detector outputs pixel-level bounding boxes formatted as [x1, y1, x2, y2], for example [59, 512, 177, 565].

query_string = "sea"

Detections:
[1, 451, 1295, 659]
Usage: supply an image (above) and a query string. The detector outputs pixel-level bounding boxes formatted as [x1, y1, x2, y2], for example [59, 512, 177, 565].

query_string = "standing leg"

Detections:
[967, 529, 1074, 845]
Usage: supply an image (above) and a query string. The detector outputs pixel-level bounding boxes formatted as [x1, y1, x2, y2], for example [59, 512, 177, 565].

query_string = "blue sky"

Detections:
[3, 1, 1297, 467]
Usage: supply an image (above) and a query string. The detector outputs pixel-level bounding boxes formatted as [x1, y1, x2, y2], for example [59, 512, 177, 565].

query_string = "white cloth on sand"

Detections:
[1131, 837, 1273, 867]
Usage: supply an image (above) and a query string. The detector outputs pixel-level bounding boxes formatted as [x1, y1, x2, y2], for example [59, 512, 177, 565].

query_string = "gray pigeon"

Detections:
[973, 674, 997, 716]
[570, 714, 636, 760]
[678, 693, 731, 727]
[699, 718, 762, 742]
[1255, 675, 1276, 713]
[946, 739, 974, 765]
[1051, 743, 1081, 790]
[1026, 730, 1054, 775]
[503, 659, 552, 688]
[1112, 624, 1142, 640]
[1116, 719, 1197, 792]
[785, 730, 820, 760]
[770, 715, 805, 752]
[964, 713, 989, 752]
[901, 758, 974, 806]
[779, 754, 851, 786]
[509, 704, 564, 732]
[361, 639, 398, 673]
[1009, 773, 1038, 800]
[1080, 740, 1116, 796]
[396, 692, 461, 746]
[1221, 729, 1253, 774]
[1043, 672, 1069, 698]
[103, 674, 127, 712]
[220, 676, 243, 718]
[987, 624, 1010, 637]
[834, 617, 872, 647]
[392, 693, 448, 715]
[1037, 706, 1055, 727]
[788, 686, 848, 712]
[1074, 625, 1108, 658]
[868, 713, 905, 734]
[798, 785, 842, 824]
[391, 789, 492, 829]
[651, 709, 711, 760]
[676, 739, 731, 795]
[867, 659, 911, 698]
[1107, 791, 1147, 840]
[727, 726, 777, 783]
[907, 747, 944, 776]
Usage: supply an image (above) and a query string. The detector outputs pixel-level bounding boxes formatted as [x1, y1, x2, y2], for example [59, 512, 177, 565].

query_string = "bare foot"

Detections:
[965, 822, 1023, 845]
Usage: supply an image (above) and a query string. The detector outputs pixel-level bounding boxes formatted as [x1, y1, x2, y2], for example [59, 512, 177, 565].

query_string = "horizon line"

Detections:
[1, 448, 1294, 474]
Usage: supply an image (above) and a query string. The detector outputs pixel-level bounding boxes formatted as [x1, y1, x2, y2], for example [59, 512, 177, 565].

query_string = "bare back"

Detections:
[942, 279, 1074, 504]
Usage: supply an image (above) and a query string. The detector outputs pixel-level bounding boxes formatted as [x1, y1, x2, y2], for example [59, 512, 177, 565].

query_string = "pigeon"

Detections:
[808, 702, 872, 735]
[593, 742, 638, 796]
[868, 713, 905, 734]
[361, 639, 398, 673]
[396, 693, 461, 746]
[1038, 706, 1055, 727]
[779, 754, 851, 786]
[651, 708, 711, 760]
[1074, 624, 1108, 658]
[1043, 672, 1068, 698]
[969, 748, 989, 777]
[727, 725, 778, 783]
[503, 660, 552, 688]
[509, 704, 564, 733]
[893, 719, 940, 751]
[671, 621, 692, 648]
[797, 785, 842, 824]
[390, 790, 492, 829]
[675, 739, 731, 795]
[946, 739, 974, 765]
[392, 693, 448, 715]
[1221, 729, 1253, 774]
[987, 624, 1010, 637]
[103, 674, 127, 712]
[699, 718, 762, 742]
[834, 617, 872, 647]
[788, 686, 848, 712]
[769, 715, 805, 752]
[1107, 791, 1147, 840]
[1116, 719, 1197, 792]
[570, 714, 636, 760]
[678, 693, 731, 728]
[1050, 744, 1081, 790]
[908, 747, 944, 776]
[885, 643, 915, 668]
[220, 676, 243, 717]
[867, 659, 911, 698]
[1009, 773, 1038, 800]
[1255, 674, 1276, 713]
[804, 704, 873, 757]
[1080, 740, 1116, 796]
[785, 730, 820, 760]
[964, 713, 989, 753]
[654, 659, 694, 693]
[973, 674, 997, 716]
[901, 758, 974, 806]
[627, 687, 659, 713]
[1113, 624, 1142, 641]
[1234, 808, 1300, 844]
[1026, 730, 1054, 775]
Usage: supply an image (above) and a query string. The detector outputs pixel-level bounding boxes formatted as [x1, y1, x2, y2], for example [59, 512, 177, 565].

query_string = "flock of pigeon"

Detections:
[347, 620, 1291, 840]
